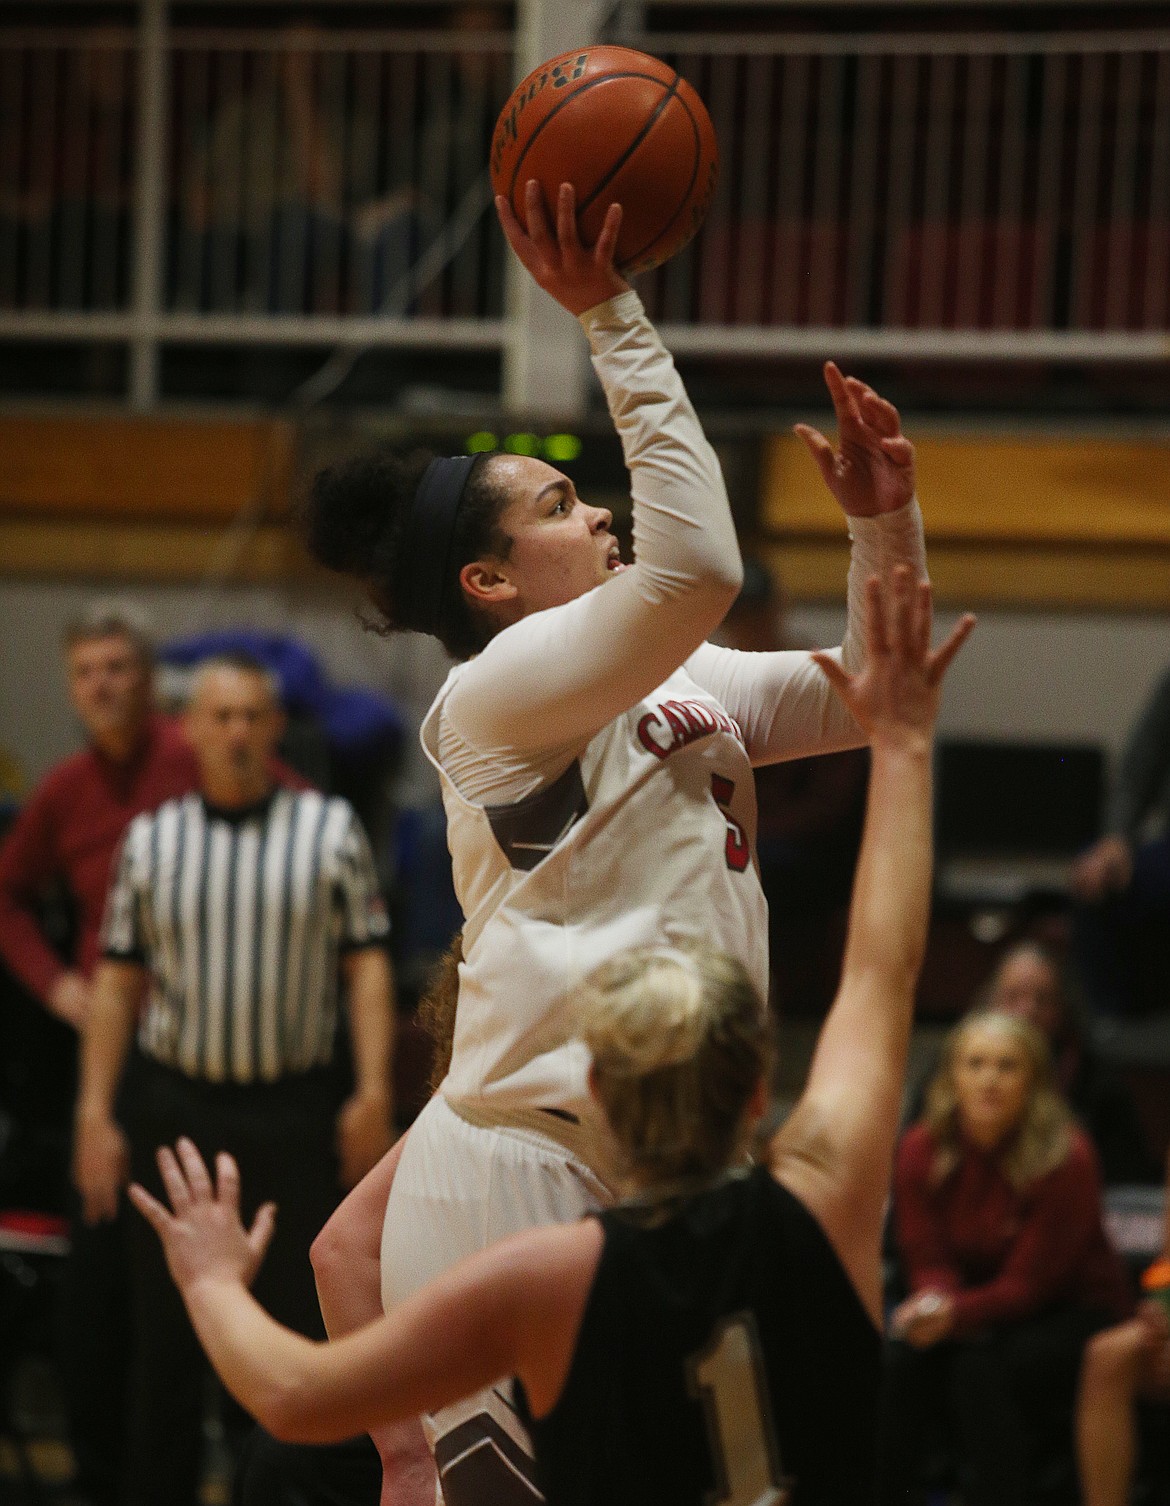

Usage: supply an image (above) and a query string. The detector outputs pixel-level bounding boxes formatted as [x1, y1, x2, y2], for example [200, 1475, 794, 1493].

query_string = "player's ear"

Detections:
[460, 557, 518, 606]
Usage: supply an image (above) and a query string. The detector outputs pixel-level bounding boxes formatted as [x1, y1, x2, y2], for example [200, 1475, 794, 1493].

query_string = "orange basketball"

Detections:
[491, 45, 718, 276]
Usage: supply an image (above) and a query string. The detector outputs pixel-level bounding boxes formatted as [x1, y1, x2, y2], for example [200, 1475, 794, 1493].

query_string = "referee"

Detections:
[74, 653, 395, 1506]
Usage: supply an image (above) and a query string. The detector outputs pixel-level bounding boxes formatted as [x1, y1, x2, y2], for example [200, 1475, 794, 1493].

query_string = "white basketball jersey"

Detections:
[421, 657, 769, 1178]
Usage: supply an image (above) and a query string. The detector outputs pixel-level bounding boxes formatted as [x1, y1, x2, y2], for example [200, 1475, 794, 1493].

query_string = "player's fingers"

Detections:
[809, 651, 852, 700]
[890, 565, 916, 657]
[494, 192, 521, 240]
[912, 579, 933, 661]
[858, 386, 901, 438]
[593, 201, 623, 267]
[524, 178, 555, 250]
[878, 435, 915, 468]
[156, 1144, 192, 1214]
[127, 1182, 173, 1238]
[927, 613, 976, 684]
[555, 181, 581, 252]
[495, 194, 541, 270]
[176, 1136, 213, 1203]
[215, 1151, 241, 1213]
[247, 1202, 278, 1265]
[793, 424, 837, 488]
[824, 361, 865, 433]
[864, 574, 891, 658]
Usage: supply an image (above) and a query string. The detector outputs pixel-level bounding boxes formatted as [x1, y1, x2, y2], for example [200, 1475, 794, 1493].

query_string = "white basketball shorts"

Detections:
[381, 1093, 612, 1505]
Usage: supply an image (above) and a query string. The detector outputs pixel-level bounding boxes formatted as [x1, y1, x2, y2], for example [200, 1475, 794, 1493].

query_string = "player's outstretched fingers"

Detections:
[495, 194, 541, 274]
[524, 178, 555, 253]
[248, 1202, 278, 1266]
[890, 565, 916, 658]
[156, 1144, 192, 1214]
[853, 381, 902, 439]
[809, 650, 852, 700]
[927, 613, 976, 685]
[555, 181, 581, 252]
[878, 434, 915, 469]
[823, 361, 865, 432]
[128, 1181, 174, 1239]
[593, 201, 623, 269]
[863, 574, 891, 659]
[793, 423, 836, 489]
[913, 580, 933, 661]
[215, 1151, 241, 1213]
[176, 1136, 213, 1203]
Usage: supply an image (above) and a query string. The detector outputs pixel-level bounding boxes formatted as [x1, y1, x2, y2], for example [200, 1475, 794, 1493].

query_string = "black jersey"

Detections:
[516, 1165, 880, 1506]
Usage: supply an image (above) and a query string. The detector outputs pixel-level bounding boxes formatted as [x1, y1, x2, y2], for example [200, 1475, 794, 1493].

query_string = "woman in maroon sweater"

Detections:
[881, 1008, 1130, 1506]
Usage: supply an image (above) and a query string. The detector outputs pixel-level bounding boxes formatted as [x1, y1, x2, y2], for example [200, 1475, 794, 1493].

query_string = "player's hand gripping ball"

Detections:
[491, 45, 718, 276]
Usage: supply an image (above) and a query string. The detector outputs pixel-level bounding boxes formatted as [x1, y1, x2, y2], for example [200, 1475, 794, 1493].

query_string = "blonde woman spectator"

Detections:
[883, 1010, 1132, 1506]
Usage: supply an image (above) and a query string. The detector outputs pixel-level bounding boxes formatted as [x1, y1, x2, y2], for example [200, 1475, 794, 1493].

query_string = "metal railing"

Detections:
[1, 12, 1168, 406]
[645, 30, 1170, 360]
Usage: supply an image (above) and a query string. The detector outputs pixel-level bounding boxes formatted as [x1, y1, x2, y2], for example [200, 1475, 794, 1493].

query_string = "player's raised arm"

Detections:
[443, 181, 742, 757]
[128, 1140, 590, 1445]
[771, 568, 974, 1322]
[686, 367, 927, 768]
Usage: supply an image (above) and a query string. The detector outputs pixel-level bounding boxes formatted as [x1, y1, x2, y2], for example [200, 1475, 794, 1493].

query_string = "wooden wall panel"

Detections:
[0, 414, 301, 581]
[0, 416, 294, 521]
[0, 519, 312, 583]
[761, 433, 1170, 606]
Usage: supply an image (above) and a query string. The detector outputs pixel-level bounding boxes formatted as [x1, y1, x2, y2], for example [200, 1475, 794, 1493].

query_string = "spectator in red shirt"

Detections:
[0, 606, 197, 1027]
[0, 604, 306, 1506]
[0, 606, 198, 1506]
[882, 1009, 1131, 1506]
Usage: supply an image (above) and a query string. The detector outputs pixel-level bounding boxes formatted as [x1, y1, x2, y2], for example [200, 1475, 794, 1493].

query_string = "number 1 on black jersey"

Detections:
[687, 1312, 790, 1506]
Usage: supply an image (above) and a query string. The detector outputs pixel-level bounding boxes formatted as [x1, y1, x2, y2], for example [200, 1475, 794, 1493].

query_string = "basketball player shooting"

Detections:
[286, 177, 932, 1504]
[131, 568, 974, 1505]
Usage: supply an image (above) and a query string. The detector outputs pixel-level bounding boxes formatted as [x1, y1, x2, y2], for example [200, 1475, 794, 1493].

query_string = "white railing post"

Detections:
[502, 0, 605, 418]
[128, 0, 169, 410]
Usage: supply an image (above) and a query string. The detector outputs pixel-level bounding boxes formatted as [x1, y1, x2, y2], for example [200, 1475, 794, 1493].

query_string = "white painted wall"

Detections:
[791, 603, 1170, 780]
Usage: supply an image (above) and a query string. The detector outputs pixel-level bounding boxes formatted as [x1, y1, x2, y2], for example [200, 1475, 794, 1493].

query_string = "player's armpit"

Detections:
[769, 1086, 891, 1327]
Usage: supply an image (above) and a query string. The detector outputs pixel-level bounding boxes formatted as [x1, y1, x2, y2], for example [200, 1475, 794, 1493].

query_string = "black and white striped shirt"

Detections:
[101, 789, 389, 1083]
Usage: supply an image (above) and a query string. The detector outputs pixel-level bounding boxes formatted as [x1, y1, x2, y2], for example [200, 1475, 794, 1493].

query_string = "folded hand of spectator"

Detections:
[1070, 834, 1133, 902]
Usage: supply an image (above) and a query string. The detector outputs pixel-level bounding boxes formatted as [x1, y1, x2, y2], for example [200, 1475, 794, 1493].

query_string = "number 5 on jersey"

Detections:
[710, 774, 750, 873]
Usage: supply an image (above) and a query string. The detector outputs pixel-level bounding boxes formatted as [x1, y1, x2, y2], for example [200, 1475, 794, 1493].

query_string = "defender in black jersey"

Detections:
[519, 1166, 880, 1506]
[131, 567, 974, 1506]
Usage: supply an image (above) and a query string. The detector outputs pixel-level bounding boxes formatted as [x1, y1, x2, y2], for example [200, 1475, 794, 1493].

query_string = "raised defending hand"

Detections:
[496, 179, 630, 317]
[795, 363, 916, 518]
[811, 567, 974, 748]
[128, 1139, 275, 1295]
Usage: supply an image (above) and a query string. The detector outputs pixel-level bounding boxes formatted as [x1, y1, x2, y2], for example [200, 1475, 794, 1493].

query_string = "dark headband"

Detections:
[399, 454, 479, 636]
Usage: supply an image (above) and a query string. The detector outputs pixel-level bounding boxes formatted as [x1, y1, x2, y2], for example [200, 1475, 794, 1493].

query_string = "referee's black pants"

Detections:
[123, 1054, 341, 1506]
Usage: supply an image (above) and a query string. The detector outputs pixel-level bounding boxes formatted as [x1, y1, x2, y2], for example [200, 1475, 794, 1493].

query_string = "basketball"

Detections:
[490, 45, 718, 276]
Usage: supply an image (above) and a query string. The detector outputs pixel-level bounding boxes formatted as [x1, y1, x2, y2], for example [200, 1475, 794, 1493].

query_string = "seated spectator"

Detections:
[1077, 1150, 1170, 1506]
[882, 1009, 1131, 1506]
[1071, 665, 1170, 1016]
[984, 940, 1157, 1186]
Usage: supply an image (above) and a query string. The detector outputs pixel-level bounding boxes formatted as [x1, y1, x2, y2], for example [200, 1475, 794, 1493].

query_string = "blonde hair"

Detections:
[923, 1009, 1073, 1189]
[579, 942, 772, 1188]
